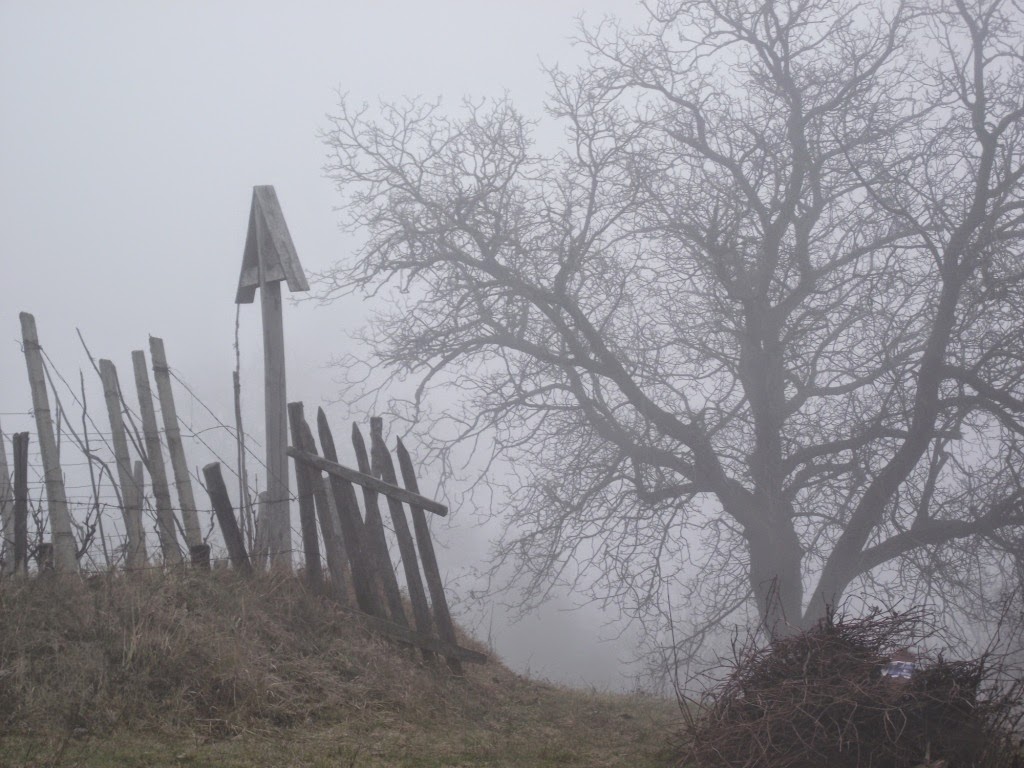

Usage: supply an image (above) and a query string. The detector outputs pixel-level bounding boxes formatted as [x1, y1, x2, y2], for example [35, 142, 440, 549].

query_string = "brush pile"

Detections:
[678, 610, 1023, 768]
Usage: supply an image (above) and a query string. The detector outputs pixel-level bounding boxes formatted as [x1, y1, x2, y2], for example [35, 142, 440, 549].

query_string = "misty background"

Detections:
[0, 1, 652, 690]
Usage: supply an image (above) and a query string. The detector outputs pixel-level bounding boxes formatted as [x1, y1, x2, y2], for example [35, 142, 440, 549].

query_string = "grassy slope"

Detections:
[0, 572, 677, 768]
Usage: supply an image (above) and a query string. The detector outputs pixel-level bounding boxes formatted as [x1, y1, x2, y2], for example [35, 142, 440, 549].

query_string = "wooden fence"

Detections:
[1, 312, 484, 670]
[202, 402, 485, 670]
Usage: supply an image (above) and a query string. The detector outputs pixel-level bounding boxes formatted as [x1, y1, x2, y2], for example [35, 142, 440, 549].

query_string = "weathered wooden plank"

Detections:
[317, 410, 380, 617]
[190, 543, 211, 570]
[286, 448, 448, 516]
[396, 437, 463, 674]
[351, 424, 408, 627]
[19, 313, 77, 571]
[12, 432, 29, 576]
[254, 186, 309, 294]
[149, 337, 202, 548]
[295, 414, 350, 603]
[99, 359, 147, 570]
[369, 418, 434, 657]
[235, 186, 308, 302]
[287, 402, 324, 594]
[253, 490, 269, 570]
[0, 421, 14, 575]
[201, 462, 251, 574]
[260, 280, 291, 568]
[132, 350, 182, 564]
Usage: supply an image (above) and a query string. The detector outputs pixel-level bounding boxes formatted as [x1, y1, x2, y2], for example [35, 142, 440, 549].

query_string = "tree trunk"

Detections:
[748, 527, 805, 636]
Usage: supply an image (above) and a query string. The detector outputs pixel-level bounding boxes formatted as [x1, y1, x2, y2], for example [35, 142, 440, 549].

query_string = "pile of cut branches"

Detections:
[678, 610, 1023, 768]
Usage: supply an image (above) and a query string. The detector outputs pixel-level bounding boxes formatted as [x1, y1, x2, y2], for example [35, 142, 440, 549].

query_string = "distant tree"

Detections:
[321, 0, 1024, 651]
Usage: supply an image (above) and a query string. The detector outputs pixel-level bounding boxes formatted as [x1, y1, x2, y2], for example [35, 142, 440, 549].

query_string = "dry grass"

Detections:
[0, 571, 677, 767]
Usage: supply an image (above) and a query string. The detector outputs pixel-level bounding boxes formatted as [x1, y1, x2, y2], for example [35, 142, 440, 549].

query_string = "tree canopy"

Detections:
[321, 0, 1024, 654]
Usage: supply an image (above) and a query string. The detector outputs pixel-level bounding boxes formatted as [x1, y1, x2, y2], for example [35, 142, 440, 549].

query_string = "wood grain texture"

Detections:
[19, 313, 77, 571]
[149, 337, 202, 548]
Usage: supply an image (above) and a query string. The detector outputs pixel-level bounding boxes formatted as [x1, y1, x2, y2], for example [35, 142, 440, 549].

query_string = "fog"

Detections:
[0, 1, 652, 690]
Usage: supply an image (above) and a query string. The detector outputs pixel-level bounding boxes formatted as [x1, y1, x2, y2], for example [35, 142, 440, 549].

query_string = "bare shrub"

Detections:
[678, 610, 1024, 768]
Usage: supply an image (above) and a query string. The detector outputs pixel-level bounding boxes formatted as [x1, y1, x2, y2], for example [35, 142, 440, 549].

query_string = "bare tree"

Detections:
[321, 0, 1024, 650]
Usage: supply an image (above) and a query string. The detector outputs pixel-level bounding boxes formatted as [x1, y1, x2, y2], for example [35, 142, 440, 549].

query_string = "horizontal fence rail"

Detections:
[286, 448, 448, 516]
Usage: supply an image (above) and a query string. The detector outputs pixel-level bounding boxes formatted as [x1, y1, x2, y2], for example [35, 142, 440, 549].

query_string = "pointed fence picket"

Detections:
[286, 406, 486, 666]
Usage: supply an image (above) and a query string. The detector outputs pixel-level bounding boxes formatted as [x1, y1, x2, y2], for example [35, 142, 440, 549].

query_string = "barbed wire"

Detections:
[6, 339, 285, 505]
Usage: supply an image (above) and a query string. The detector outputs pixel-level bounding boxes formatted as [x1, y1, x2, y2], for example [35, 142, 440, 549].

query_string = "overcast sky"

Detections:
[0, 1, 651, 689]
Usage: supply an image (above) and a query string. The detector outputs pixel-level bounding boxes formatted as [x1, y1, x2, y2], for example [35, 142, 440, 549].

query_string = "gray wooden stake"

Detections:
[316, 409, 380, 617]
[202, 462, 251, 574]
[369, 418, 434, 657]
[261, 279, 290, 567]
[295, 411, 350, 603]
[132, 350, 182, 564]
[148, 337, 202, 548]
[254, 490, 270, 570]
[235, 186, 310, 569]
[352, 423, 409, 627]
[99, 359, 147, 569]
[0, 421, 14, 575]
[132, 461, 147, 569]
[19, 313, 77, 571]
[396, 437, 463, 674]
[287, 402, 324, 593]
[12, 432, 29, 576]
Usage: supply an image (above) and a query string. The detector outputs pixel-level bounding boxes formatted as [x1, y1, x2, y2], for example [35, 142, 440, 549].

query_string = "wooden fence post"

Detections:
[235, 187, 309, 569]
[369, 418, 434, 653]
[132, 350, 182, 564]
[253, 491, 270, 570]
[201, 462, 251, 574]
[99, 359, 147, 569]
[352, 423, 409, 627]
[260, 278, 291, 569]
[396, 437, 463, 674]
[12, 431, 29, 576]
[129, 460, 148, 571]
[37, 542, 53, 571]
[316, 410, 380, 617]
[190, 543, 211, 569]
[19, 313, 77, 571]
[292, 408, 350, 602]
[286, 403, 323, 592]
[148, 337, 203, 549]
[0, 422, 14, 575]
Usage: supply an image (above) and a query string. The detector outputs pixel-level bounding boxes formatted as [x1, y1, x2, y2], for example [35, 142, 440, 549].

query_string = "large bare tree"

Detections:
[321, 0, 1024, 647]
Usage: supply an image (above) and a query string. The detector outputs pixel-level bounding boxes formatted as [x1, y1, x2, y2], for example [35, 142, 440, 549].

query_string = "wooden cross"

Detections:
[235, 185, 309, 568]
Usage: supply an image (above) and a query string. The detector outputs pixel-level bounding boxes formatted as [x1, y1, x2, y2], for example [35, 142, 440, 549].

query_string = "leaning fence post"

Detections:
[148, 337, 203, 549]
[291, 406, 349, 602]
[19, 313, 77, 571]
[0, 421, 14, 575]
[132, 350, 182, 564]
[190, 543, 211, 570]
[352, 423, 409, 627]
[12, 431, 29, 576]
[287, 402, 323, 593]
[253, 490, 270, 570]
[202, 462, 251, 574]
[36, 542, 53, 571]
[317, 410, 380, 617]
[99, 359, 147, 570]
[396, 437, 463, 674]
[370, 418, 434, 655]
